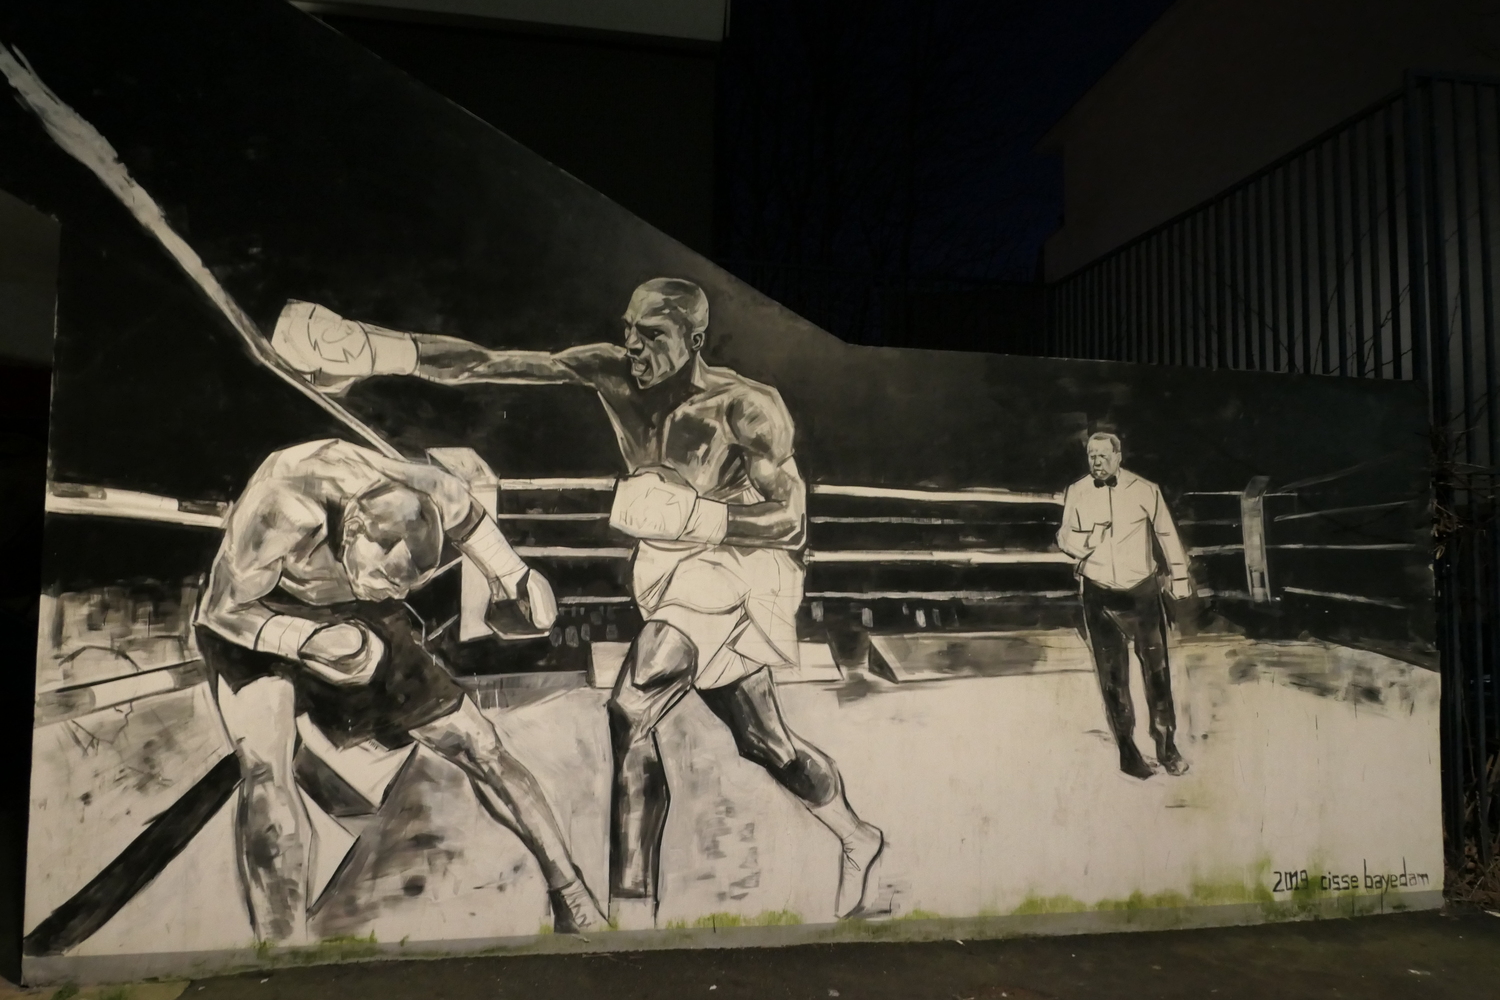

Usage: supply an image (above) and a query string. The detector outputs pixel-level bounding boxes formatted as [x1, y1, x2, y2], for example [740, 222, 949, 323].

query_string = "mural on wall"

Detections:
[0, 0, 1439, 978]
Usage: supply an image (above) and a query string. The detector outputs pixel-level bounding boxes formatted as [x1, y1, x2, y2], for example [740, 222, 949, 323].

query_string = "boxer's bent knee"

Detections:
[413, 698, 506, 768]
[629, 620, 697, 688]
[770, 749, 839, 806]
[605, 622, 696, 747]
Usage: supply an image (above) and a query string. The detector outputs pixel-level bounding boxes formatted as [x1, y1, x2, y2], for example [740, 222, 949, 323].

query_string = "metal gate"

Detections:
[1047, 71, 1500, 870]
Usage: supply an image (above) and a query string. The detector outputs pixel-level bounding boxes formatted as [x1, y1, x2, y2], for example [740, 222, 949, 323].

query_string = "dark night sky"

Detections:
[326, 0, 1176, 346]
[714, 0, 1176, 283]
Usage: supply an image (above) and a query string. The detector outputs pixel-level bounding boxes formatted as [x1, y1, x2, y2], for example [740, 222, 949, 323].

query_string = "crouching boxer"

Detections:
[267, 279, 884, 925]
[195, 438, 604, 944]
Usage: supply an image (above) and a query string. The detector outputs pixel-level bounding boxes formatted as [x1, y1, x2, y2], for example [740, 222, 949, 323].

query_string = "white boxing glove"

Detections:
[297, 621, 385, 687]
[486, 569, 559, 640]
[610, 471, 727, 544]
[270, 300, 417, 393]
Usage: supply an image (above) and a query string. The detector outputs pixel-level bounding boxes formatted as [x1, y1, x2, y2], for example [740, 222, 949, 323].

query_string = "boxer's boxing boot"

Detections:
[548, 870, 606, 933]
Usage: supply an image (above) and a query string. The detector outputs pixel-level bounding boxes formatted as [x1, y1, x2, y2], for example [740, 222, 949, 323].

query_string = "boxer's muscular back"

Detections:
[559, 345, 796, 503]
[215, 439, 394, 608]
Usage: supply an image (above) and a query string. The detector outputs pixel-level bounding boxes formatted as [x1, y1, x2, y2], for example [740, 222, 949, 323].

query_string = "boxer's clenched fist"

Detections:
[270, 300, 417, 393]
[486, 569, 559, 640]
[610, 471, 696, 540]
[516, 569, 559, 632]
[610, 470, 728, 545]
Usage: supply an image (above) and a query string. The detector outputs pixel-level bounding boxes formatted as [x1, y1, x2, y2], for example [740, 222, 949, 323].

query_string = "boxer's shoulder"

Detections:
[224, 481, 327, 557]
[698, 368, 791, 438]
[556, 342, 629, 383]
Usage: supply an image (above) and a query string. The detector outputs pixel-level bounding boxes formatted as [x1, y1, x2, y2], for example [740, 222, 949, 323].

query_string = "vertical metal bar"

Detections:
[1118, 250, 1128, 361]
[1106, 255, 1116, 359]
[1451, 83, 1491, 863]
[1172, 221, 1184, 366]
[1408, 73, 1433, 388]
[1350, 123, 1369, 377]
[1420, 76, 1462, 855]
[1300, 152, 1315, 374]
[1367, 109, 1387, 377]
[1315, 142, 1333, 374]
[1088, 265, 1098, 359]
[1452, 82, 1476, 471]
[1216, 198, 1229, 368]
[1205, 207, 1215, 369]
[1428, 78, 1453, 434]
[1256, 176, 1271, 371]
[1189, 213, 1200, 367]
[1228, 189, 1242, 368]
[1390, 100, 1410, 379]
[1272, 168, 1287, 371]
[1152, 232, 1163, 365]
[1333, 130, 1351, 375]
[1242, 183, 1254, 367]
[1208, 199, 1220, 367]
[1130, 243, 1142, 364]
[1489, 86, 1500, 859]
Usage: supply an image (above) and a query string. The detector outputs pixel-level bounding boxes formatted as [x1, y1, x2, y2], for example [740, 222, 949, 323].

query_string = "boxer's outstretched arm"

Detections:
[723, 389, 806, 549]
[410, 335, 622, 389]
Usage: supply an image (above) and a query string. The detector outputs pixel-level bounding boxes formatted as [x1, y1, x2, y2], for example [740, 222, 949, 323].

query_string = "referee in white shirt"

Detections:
[1057, 433, 1192, 779]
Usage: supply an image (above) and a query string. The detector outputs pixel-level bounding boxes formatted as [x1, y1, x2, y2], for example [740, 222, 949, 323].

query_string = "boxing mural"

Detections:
[1, 0, 1441, 983]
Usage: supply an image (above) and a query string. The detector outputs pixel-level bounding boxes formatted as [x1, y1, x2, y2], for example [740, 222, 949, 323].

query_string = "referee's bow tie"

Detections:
[1093, 475, 1118, 488]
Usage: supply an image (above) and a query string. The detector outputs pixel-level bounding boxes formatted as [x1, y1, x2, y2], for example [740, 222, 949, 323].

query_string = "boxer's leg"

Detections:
[607, 621, 696, 906]
[1081, 585, 1151, 778]
[410, 696, 605, 931]
[214, 674, 310, 945]
[699, 666, 883, 918]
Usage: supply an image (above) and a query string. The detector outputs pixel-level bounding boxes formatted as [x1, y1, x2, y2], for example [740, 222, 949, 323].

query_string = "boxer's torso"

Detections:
[580, 351, 776, 505]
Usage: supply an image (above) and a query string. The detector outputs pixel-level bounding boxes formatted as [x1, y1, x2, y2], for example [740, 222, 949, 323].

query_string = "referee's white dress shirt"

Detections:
[1056, 469, 1190, 591]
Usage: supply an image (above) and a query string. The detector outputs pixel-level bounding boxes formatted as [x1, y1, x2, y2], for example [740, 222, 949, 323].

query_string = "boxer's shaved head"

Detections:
[340, 482, 444, 600]
[623, 278, 709, 389]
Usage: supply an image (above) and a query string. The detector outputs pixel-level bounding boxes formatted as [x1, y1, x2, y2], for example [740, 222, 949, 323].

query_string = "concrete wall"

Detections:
[0, 0, 1444, 984]
[1041, 0, 1500, 280]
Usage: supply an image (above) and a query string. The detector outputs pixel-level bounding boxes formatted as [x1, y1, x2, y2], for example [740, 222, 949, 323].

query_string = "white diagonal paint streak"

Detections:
[0, 43, 400, 458]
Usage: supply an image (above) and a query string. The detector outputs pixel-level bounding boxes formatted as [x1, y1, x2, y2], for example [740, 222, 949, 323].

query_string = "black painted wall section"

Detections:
[319, 13, 719, 257]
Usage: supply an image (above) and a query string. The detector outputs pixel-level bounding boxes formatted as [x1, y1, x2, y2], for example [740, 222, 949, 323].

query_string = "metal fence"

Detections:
[1047, 71, 1500, 869]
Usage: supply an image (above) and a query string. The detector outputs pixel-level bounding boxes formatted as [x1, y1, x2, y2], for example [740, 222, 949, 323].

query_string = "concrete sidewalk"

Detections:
[147, 907, 1499, 1000]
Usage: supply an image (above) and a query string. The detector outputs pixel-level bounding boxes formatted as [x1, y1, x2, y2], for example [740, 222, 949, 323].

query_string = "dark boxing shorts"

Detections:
[195, 596, 465, 750]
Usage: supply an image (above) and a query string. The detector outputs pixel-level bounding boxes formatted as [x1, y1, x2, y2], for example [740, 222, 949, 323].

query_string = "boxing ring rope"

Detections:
[44, 477, 1426, 577]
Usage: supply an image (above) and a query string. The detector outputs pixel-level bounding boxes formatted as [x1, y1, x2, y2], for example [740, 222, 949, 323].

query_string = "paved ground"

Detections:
[154, 907, 1499, 1000]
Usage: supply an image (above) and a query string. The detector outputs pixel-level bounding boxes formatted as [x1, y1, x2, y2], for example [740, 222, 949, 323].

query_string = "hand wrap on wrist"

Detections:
[255, 615, 320, 660]
[456, 512, 529, 598]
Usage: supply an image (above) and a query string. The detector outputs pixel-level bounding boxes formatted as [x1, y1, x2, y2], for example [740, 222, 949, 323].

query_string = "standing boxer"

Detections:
[1056, 432, 1192, 780]
[197, 438, 604, 944]
[269, 280, 884, 925]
